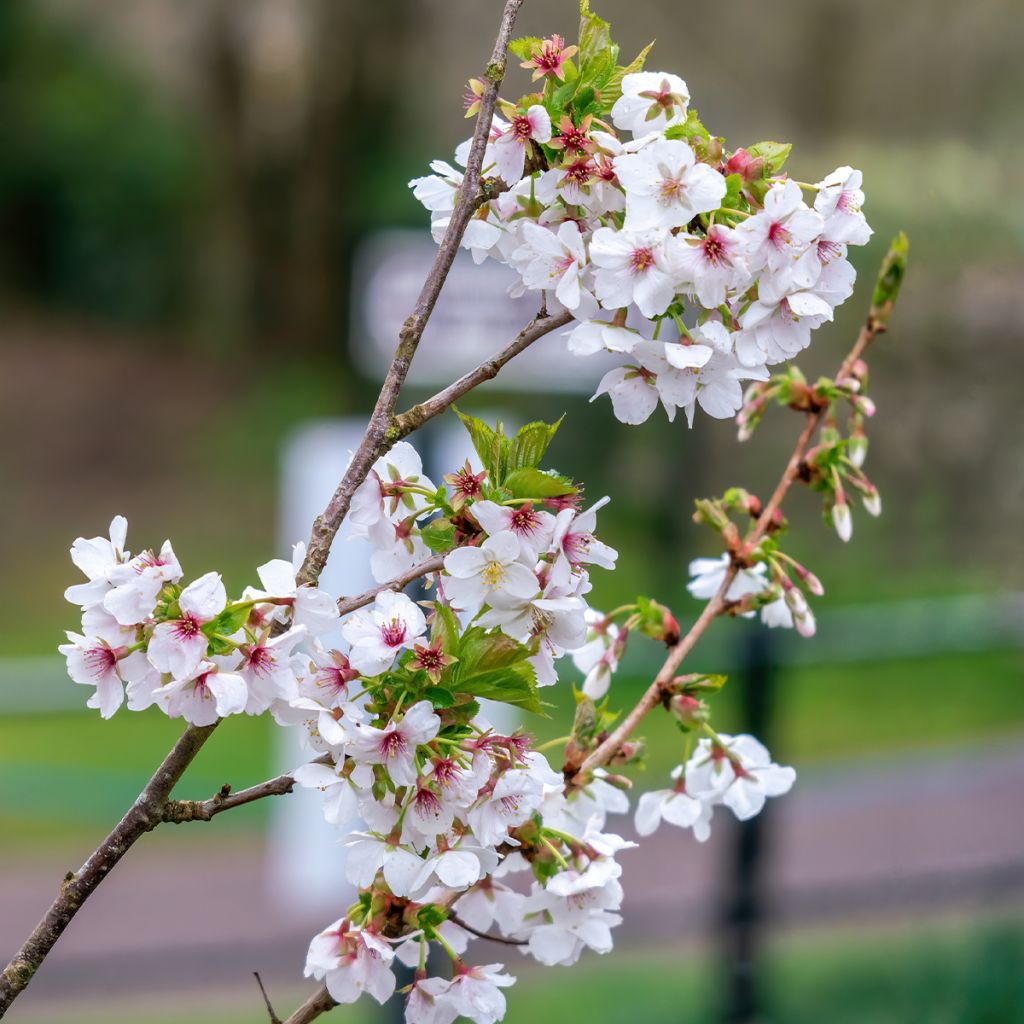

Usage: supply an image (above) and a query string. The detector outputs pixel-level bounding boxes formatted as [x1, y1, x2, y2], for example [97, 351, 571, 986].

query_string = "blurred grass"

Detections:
[36, 916, 1024, 1024]
[2, 647, 1020, 850]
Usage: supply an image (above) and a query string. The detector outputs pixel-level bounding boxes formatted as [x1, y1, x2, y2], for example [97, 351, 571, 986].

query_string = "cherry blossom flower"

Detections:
[614, 138, 726, 231]
[510, 221, 593, 312]
[443, 532, 539, 613]
[255, 542, 340, 637]
[634, 765, 711, 840]
[493, 105, 552, 185]
[673, 223, 749, 309]
[687, 554, 769, 605]
[814, 165, 872, 245]
[153, 657, 248, 727]
[444, 963, 515, 1024]
[589, 226, 677, 318]
[342, 832, 426, 896]
[520, 35, 577, 82]
[293, 760, 372, 828]
[470, 500, 556, 561]
[552, 497, 618, 571]
[58, 632, 129, 719]
[406, 976, 458, 1024]
[305, 920, 396, 1007]
[686, 734, 796, 820]
[736, 179, 823, 277]
[342, 590, 427, 676]
[146, 571, 226, 679]
[238, 625, 308, 714]
[64, 515, 129, 608]
[610, 71, 689, 135]
[347, 700, 440, 787]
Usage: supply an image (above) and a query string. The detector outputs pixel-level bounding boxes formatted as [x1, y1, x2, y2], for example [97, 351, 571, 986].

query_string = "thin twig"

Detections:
[569, 319, 881, 782]
[0, 722, 219, 1014]
[295, 0, 527, 590]
[282, 984, 335, 1024]
[254, 972, 283, 1024]
[0, 5, 527, 1015]
[448, 912, 528, 946]
[393, 307, 573, 437]
[336, 554, 445, 617]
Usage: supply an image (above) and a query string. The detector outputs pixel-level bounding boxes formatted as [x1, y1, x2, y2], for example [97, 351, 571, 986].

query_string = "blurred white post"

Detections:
[266, 418, 373, 916]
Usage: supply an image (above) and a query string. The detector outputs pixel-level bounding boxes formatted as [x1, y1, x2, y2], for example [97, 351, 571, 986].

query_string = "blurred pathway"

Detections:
[3, 738, 1024, 1017]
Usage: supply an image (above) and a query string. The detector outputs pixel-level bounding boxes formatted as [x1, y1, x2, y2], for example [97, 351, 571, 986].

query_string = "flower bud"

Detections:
[669, 693, 708, 728]
[795, 607, 817, 638]
[848, 426, 869, 468]
[862, 487, 882, 517]
[833, 497, 853, 542]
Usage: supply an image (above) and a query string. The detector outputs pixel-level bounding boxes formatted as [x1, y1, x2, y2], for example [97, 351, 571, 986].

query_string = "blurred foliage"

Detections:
[0, 0, 205, 324]
[2, 647, 1021, 849]
[44, 918, 1024, 1024]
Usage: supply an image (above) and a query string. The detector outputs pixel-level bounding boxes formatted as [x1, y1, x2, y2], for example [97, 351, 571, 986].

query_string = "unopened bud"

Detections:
[669, 693, 708, 727]
[796, 565, 825, 597]
[795, 607, 817, 638]
[725, 147, 765, 183]
[783, 581, 809, 616]
[870, 231, 909, 330]
[862, 488, 882, 517]
[848, 427, 869, 468]
[661, 609, 681, 647]
[833, 498, 853, 543]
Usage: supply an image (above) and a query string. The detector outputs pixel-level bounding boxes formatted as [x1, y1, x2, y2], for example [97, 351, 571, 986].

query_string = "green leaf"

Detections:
[447, 627, 545, 714]
[578, 1, 613, 65]
[508, 417, 562, 472]
[747, 140, 791, 175]
[577, 49, 616, 95]
[870, 231, 909, 329]
[682, 673, 728, 694]
[602, 41, 653, 111]
[509, 36, 544, 61]
[665, 109, 710, 144]
[431, 602, 462, 655]
[202, 602, 250, 640]
[421, 517, 456, 553]
[424, 686, 456, 709]
[503, 467, 577, 500]
[715, 173, 744, 223]
[455, 409, 504, 480]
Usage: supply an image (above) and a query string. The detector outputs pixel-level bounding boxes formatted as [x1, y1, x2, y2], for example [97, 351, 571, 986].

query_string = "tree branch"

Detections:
[282, 984, 334, 1024]
[295, 0, 527, 590]
[393, 307, 574, 437]
[448, 912, 528, 946]
[161, 774, 296, 824]
[336, 554, 445, 617]
[0, 722, 218, 1014]
[569, 318, 881, 782]
[0, 6, 528, 1016]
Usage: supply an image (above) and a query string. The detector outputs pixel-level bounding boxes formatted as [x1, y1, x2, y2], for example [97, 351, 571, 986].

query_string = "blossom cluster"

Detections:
[52, 5, 897, 1022]
[412, 44, 871, 429]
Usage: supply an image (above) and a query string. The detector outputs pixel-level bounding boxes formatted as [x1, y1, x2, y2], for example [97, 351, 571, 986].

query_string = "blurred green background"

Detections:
[1, 0, 1022, 1021]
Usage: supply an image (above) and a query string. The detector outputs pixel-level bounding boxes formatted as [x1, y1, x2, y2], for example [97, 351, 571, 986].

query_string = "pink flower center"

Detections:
[702, 234, 729, 266]
[563, 530, 590, 563]
[560, 157, 594, 189]
[817, 239, 843, 264]
[380, 729, 408, 760]
[767, 220, 792, 250]
[837, 189, 860, 214]
[511, 114, 534, 142]
[172, 614, 202, 641]
[630, 247, 656, 274]
[380, 618, 407, 648]
[510, 506, 542, 534]
[243, 644, 274, 677]
[84, 646, 117, 679]
[414, 788, 443, 818]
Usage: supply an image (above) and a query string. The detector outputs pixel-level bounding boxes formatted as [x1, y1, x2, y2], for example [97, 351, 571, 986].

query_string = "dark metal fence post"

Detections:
[717, 624, 778, 1024]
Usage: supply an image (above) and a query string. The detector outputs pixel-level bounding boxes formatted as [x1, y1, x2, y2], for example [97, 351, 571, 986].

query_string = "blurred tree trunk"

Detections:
[195, 0, 416, 360]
